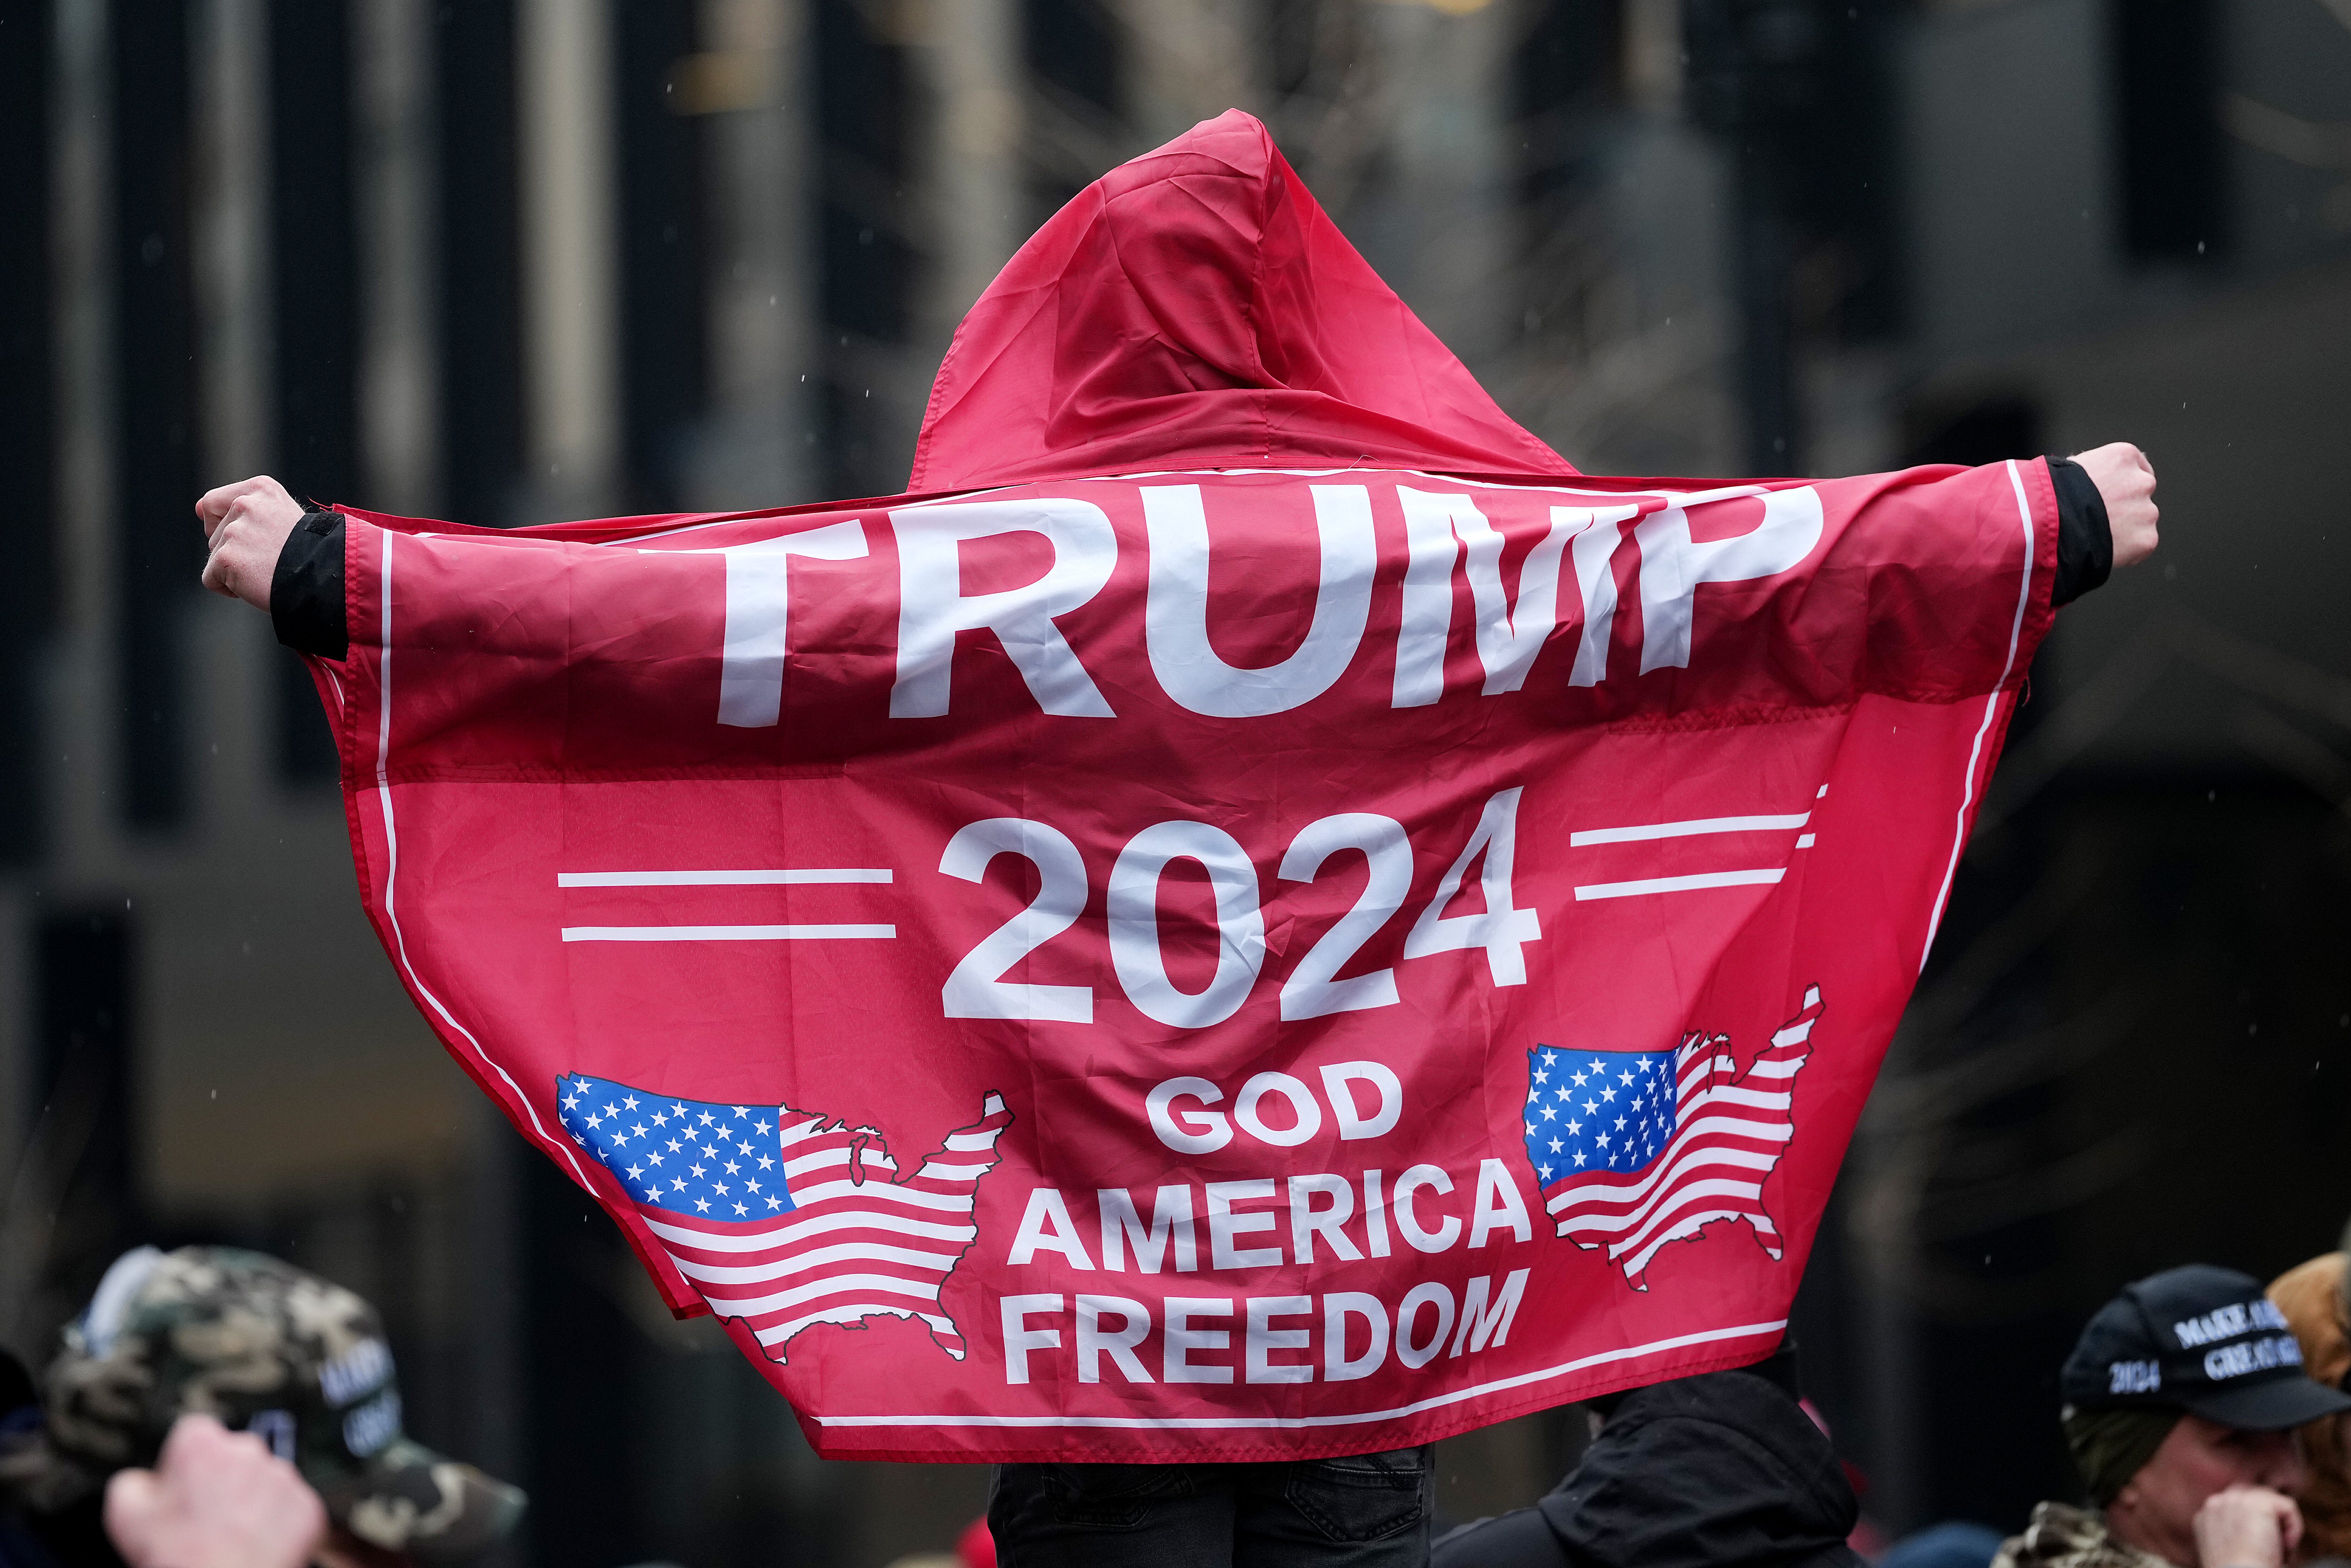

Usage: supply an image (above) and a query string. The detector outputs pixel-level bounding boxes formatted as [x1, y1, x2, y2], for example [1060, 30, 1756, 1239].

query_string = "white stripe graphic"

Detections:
[558, 868, 891, 887]
[756, 1304, 959, 1349]
[1922, 458, 2037, 971]
[642, 1211, 975, 1252]
[1546, 1144, 1783, 1214]
[670, 1244, 960, 1285]
[1569, 812, 1810, 847]
[560, 923, 897, 942]
[1620, 1207, 1783, 1280]
[704, 1274, 945, 1318]
[1574, 869, 1784, 901]
[813, 1320, 1789, 1430]
[370, 531, 587, 1184]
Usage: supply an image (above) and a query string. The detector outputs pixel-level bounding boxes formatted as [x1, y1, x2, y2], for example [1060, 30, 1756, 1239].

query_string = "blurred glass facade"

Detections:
[1, 1, 2347, 1563]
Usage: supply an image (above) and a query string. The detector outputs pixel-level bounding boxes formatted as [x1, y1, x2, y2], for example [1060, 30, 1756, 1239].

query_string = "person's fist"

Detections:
[2190, 1482, 2302, 1568]
[104, 1413, 327, 1568]
[2069, 442, 2159, 570]
[196, 475, 304, 610]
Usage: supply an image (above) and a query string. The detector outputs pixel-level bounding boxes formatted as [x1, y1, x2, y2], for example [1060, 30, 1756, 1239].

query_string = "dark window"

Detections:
[1023, 0, 1120, 221]
[31, 909, 140, 1303]
[1515, 1, 1627, 365]
[0, 0, 53, 866]
[814, 0, 916, 497]
[114, 0, 200, 829]
[2114, 0, 2226, 261]
[437, 0, 525, 525]
[1902, 396, 2044, 470]
[617, 0, 707, 513]
[269, 0, 357, 784]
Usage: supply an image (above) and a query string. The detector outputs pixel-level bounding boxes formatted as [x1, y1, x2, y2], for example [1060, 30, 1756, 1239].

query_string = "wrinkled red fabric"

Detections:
[300, 110, 2068, 1466]
[911, 110, 1577, 491]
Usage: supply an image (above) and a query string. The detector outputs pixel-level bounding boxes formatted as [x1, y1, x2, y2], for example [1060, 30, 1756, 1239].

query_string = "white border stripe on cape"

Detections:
[1920, 457, 2037, 971]
[813, 1319, 1786, 1431]
[373, 530, 588, 1183]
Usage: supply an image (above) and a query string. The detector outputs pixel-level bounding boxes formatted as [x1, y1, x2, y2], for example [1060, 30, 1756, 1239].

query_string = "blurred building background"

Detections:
[0, 0, 2347, 1562]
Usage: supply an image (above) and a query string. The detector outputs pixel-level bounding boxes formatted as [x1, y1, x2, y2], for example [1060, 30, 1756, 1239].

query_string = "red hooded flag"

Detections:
[311, 112, 2054, 1461]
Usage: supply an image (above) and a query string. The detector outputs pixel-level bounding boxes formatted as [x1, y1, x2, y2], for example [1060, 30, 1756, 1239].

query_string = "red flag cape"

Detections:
[311, 112, 2055, 1461]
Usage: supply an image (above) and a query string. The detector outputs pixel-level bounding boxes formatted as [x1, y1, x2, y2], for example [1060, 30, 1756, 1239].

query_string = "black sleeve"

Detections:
[1432, 1357, 1865, 1568]
[2048, 457, 2113, 607]
[270, 509, 347, 659]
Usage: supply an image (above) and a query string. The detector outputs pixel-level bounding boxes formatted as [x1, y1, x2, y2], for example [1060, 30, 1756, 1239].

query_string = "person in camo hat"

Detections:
[1996, 1264, 2351, 1568]
[11, 1245, 522, 1565]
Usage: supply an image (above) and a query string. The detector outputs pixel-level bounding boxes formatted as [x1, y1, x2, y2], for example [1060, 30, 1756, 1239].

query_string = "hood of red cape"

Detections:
[908, 109, 1578, 492]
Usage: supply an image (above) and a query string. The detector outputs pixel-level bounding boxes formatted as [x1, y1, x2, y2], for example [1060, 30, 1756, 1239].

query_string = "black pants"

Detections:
[988, 1448, 1434, 1568]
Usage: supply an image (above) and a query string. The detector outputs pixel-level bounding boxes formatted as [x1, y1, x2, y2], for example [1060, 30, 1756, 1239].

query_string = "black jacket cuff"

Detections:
[271, 510, 348, 659]
[2048, 457, 2113, 607]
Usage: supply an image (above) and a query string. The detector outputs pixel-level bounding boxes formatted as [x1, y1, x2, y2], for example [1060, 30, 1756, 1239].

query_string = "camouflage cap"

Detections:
[43, 1245, 525, 1562]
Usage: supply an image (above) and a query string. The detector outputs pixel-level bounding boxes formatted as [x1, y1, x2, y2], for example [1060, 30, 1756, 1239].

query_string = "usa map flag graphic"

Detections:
[558, 1076, 1013, 1362]
[1525, 987, 1823, 1289]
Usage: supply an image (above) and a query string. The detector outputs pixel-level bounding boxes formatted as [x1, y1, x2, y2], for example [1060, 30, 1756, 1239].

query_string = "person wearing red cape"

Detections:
[195, 111, 2157, 1568]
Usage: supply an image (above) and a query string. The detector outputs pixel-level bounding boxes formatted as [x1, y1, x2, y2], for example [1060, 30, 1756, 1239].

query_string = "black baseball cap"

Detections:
[2061, 1263, 2351, 1430]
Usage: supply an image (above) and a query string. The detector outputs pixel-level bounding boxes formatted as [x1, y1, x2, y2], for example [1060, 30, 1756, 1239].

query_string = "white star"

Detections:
[736, 1141, 754, 1156]
[630, 1123, 647, 1140]
[562, 1092, 581, 1111]
[1600, 1086, 1617, 1102]
[1539, 1163, 1554, 1180]
[1533, 1068, 1550, 1084]
[645, 1151, 664, 1168]
[672, 1101, 687, 1117]
[1588, 1058, 1605, 1074]
[746, 1178, 761, 1193]
[1523, 1120, 1536, 1136]
[626, 1163, 643, 1180]
[690, 1164, 706, 1179]
[765, 1195, 783, 1210]
[1567, 1120, 1581, 1134]
[1556, 1086, 1574, 1101]
[712, 1181, 729, 1195]
[570, 1133, 585, 1147]
[623, 1094, 639, 1111]
[1571, 1069, 1589, 1087]
[671, 1178, 688, 1194]
[1542, 1049, 1558, 1064]
[651, 1109, 668, 1126]
[1582, 1099, 1599, 1116]
[1540, 1105, 1558, 1121]
[757, 1154, 774, 1170]
[734, 1202, 748, 1215]
[694, 1198, 711, 1212]
[585, 1111, 604, 1128]
[1596, 1133, 1611, 1149]
[1574, 1150, 1587, 1166]
[603, 1101, 618, 1118]
[1548, 1138, 1563, 1153]
[667, 1138, 683, 1152]
[724, 1159, 741, 1175]
[1615, 1116, 1627, 1131]
[733, 1105, 749, 1119]
[609, 1129, 628, 1145]
[1619, 1069, 1635, 1086]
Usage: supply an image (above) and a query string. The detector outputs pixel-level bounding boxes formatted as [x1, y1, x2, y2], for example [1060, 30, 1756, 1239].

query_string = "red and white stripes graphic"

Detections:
[1548, 989, 1822, 1290]
[637, 1093, 1013, 1363]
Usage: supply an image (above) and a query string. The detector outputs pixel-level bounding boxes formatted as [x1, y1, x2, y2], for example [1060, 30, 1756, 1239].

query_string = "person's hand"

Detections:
[104, 1413, 327, 1568]
[2190, 1482, 2302, 1568]
[2069, 442, 2159, 570]
[197, 475, 304, 610]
